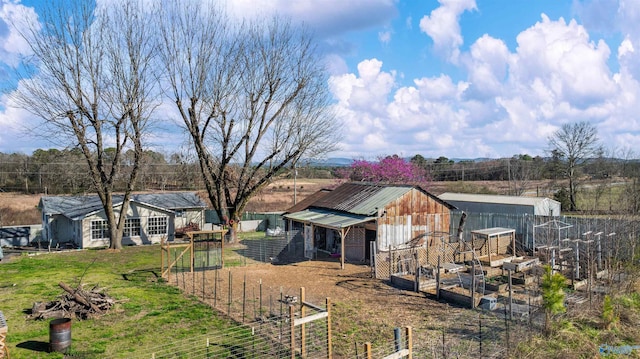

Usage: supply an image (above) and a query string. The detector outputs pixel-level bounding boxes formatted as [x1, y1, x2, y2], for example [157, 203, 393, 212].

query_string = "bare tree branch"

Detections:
[12, 0, 158, 249]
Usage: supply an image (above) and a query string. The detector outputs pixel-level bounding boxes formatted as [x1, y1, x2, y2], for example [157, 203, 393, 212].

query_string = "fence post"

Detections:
[394, 327, 401, 352]
[228, 271, 232, 317]
[214, 268, 218, 308]
[202, 258, 205, 299]
[364, 342, 372, 359]
[242, 274, 246, 322]
[326, 297, 332, 359]
[479, 312, 483, 357]
[300, 287, 306, 358]
[508, 269, 513, 320]
[436, 255, 441, 300]
[405, 326, 412, 359]
[290, 305, 296, 359]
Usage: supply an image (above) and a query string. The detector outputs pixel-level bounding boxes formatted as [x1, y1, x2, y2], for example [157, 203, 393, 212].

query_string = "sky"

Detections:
[1, 0, 640, 160]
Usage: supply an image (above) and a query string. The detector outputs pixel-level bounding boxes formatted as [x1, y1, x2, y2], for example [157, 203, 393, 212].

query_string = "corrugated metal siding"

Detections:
[443, 201, 534, 216]
[377, 188, 452, 251]
[439, 192, 561, 216]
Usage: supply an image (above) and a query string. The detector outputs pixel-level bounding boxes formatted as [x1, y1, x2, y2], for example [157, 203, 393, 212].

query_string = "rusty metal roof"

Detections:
[310, 183, 413, 216]
[283, 188, 332, 214]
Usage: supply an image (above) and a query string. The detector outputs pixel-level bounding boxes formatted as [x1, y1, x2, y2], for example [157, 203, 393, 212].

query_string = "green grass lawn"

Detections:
[0, 245, 235, 358]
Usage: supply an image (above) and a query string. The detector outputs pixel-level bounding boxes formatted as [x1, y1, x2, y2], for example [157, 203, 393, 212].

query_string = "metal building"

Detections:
[438, 192, 561, 217]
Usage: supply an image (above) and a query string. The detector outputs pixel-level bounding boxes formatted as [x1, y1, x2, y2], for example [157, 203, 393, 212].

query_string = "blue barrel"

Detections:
[49, 318, 71, 353]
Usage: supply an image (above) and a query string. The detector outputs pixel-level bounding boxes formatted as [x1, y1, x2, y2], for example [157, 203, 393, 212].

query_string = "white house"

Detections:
[39, 192, 207, 248]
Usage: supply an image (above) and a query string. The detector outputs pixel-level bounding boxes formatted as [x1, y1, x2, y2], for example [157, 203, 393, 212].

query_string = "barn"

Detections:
[39, 192, 207, 248]
[438, 193, 561, 217]
[283, 182, 456, 268]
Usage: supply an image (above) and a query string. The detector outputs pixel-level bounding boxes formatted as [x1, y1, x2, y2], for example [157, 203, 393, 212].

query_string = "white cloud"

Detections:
[511, 14, 615, 107]
[463, 35, 509, 99]
[0, 0, 38, 67]
[419, 0, 477, 63]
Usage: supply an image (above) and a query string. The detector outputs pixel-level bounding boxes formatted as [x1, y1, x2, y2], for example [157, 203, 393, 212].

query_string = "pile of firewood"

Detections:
[30, 282, 116, 320]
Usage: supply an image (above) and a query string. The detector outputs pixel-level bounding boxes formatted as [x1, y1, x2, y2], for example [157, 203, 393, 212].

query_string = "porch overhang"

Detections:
[283, 208, 376, 270]
[283, 208, 375, 230]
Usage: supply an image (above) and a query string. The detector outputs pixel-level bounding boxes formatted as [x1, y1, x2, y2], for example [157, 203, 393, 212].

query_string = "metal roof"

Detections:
[310, 183, 415, 216]
[284, 189, 332, 214]
[438, 192, 559, 207]
[40, 192, 207, 219]
[282, 208, 375, 230]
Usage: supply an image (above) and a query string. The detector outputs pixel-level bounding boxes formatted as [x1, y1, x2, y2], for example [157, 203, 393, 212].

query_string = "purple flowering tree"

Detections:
[338, 155, 430, 188]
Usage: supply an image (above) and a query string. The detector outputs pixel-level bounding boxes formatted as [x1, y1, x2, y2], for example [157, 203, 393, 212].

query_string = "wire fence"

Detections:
[129, 314, 329, 359]
[153, 263, 554, 358]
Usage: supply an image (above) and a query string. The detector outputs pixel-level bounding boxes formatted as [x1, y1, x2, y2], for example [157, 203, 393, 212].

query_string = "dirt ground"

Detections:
[176, 256, 517, 358]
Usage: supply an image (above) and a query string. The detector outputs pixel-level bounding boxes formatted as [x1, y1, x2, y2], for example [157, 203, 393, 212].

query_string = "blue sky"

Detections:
[1, 0, 640, 160]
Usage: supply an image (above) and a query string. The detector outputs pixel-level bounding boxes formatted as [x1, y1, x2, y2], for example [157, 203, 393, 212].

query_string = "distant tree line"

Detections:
[3, 147, 639, 195]
[0, 149, 337, 194]
[0, 149, 199, 194]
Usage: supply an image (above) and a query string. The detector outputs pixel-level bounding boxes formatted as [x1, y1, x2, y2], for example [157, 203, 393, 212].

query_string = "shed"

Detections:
[438, 193, 560, 217]
[39, 192, 207, 248]
[283, 182, 456, 268]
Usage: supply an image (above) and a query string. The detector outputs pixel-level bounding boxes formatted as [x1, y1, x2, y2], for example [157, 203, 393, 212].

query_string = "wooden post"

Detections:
[300, 287, 306, 358]
[414, 252, 419, 293]
[405, 326, 413, 359]
[364, 342, 372, 359]
[290, 305, 296, 359]
[326, 297, 332, 359]
[436, 255, 441, 300]
[508, 269, 513, 320]
[340, 229, 345, 269]
[189, 233, 195, 273]
[221, 230, 225, 269]
[160, 236, 164, 279]
[488, 234, 492, 265]
[471, 261, 476, 309]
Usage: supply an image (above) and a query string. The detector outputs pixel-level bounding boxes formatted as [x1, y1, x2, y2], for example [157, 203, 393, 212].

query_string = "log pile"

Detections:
[30, 282, 116, 320]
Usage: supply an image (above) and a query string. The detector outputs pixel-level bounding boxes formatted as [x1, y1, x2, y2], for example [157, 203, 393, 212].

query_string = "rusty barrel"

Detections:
[49, 318, 71, 353]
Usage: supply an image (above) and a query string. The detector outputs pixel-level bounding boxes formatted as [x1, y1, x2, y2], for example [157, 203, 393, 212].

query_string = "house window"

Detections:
[175, 210, 184, 218]
[124, 218, 141, 237]
[148, 216, 168, 235]
[91, 220, 109, 241]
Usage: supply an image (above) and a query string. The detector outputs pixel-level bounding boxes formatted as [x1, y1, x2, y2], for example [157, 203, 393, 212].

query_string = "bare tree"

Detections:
[508, 154, 538, 196]
[548, 121, 601, 211]
[158, 3, 339, 241]
[13, 0, 158, 249]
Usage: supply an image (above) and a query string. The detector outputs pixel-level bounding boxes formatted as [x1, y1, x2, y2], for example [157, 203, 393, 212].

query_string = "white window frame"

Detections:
[123, 218, 141, 237]
[91, 220, 109, 241]
[148, 216, 168, 235]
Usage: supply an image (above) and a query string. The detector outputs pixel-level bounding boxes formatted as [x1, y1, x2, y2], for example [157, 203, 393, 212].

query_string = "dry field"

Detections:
[0, 192, 41, 226]
[0, 178, 560, 226]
